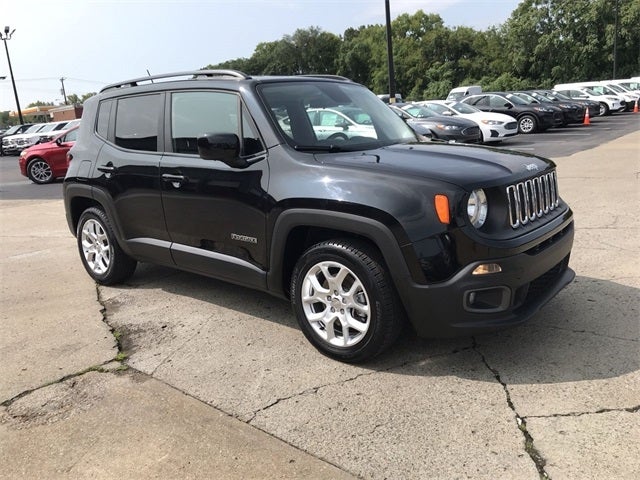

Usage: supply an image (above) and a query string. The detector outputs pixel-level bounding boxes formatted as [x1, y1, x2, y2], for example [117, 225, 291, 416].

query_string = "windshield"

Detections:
[504, 93, 529, 105]
[23, 124, 46, 134]
[448, 102, 479, 114]
[259, 81, 416, 152]
[39, 123, 62, 133]
[424, 103, 454, 115]
[403, 105, 440, 118]
[3, 125, 22, 135]
[606, 84, 626, 93]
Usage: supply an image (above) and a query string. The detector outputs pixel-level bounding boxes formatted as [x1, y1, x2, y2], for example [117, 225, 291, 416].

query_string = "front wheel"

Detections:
[77, 207, 137, 285]
[291, 239, 403, 363]
[518, 115, 538, 134]
[27, 158, 54, 184]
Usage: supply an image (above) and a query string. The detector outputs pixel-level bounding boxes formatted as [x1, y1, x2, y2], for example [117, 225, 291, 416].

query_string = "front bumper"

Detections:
[401, 219, 575, 337]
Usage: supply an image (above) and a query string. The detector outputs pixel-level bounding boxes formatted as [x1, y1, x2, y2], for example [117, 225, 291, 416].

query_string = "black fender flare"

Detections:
[63, 183, 134, 257]
[267, 208, 418, 301]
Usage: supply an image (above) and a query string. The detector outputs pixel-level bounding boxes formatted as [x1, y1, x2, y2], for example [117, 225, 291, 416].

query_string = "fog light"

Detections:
[472, 263, 502, 275]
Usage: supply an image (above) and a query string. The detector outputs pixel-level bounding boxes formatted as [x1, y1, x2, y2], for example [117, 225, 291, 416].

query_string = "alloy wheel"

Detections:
[300, 260, 370, 348]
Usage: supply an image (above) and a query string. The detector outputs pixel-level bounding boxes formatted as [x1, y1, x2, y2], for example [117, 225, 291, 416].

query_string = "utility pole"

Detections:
[385, 0, 396, 104]
[60, 77, 68, 105]
[1, 26, 24, 124]
[613, 0, 619, 79]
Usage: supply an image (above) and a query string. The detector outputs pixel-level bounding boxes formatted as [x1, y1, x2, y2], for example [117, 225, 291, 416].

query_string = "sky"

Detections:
[0, 0, 521, 113]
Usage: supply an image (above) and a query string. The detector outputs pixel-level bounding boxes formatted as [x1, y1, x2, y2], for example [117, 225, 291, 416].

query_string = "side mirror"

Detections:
[197, 133, 247, 168]
[335, 121, 350, 131]
[55, 137, 63, 146]
[441, 111, 453, 116]
[504, 103, 513, 109]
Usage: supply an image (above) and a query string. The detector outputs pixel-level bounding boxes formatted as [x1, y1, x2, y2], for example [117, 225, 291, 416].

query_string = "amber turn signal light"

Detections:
[434, 194, 450, 224]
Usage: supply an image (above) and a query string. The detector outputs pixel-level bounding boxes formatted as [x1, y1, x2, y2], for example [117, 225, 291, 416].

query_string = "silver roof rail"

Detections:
[300, 74, 353, 82]
[100, 70, 251, 93]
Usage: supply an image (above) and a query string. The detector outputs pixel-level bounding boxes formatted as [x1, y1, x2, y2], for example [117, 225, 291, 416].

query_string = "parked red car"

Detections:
[19, 126, 79, 184]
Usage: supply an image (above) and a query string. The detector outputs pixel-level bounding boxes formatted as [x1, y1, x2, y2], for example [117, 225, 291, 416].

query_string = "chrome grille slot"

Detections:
[506, 171, 559, 228]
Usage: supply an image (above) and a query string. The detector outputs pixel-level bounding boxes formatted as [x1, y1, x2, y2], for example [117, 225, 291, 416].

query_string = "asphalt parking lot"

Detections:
[1, 115, 639, 479]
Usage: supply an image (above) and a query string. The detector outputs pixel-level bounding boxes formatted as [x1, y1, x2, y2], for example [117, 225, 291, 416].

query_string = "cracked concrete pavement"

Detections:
[1, 131, 638, 479]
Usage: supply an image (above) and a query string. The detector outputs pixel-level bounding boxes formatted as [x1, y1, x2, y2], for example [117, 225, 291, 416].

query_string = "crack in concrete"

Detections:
[1, 284, 127, 408]
[472, 338, 551, 480]
[526, 404, 640, 419]
[246, 345, 474, 424]
[0, 361, 119, 408]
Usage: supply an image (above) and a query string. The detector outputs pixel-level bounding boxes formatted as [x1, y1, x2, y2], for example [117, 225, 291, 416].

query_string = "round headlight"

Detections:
[467, 189, 488, 228]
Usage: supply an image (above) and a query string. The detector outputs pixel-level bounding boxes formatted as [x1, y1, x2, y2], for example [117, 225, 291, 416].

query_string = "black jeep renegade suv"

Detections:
[63, 70, 575, 362]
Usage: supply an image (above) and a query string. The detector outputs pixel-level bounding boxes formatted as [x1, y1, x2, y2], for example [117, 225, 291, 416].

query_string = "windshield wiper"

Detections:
[293, 144, 344, 152]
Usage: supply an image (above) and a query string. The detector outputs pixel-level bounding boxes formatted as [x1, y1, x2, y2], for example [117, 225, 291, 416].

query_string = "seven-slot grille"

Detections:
[506, 171, 559, 228]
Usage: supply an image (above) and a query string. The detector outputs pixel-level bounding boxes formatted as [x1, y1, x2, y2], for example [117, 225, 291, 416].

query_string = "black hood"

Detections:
[315, 143, 554, 190]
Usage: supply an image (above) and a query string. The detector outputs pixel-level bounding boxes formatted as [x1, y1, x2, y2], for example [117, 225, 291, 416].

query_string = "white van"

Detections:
[446, 85, 482, 101]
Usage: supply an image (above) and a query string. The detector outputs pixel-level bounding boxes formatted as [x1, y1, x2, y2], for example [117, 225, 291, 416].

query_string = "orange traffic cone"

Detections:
[583, 107, 590, 126]
[634, 99, 638, 113]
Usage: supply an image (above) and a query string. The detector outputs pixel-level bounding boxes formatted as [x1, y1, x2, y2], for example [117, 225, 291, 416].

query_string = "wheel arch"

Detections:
[64, 184, 127, 247]
[268, 209, 417, 302]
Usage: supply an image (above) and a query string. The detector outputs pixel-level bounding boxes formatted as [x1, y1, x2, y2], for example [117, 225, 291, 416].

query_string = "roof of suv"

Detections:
[100, 70, 354, 94]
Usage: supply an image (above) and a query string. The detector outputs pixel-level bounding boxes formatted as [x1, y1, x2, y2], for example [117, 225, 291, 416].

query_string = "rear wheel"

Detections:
[291, 239, 403, 363]
[77, 207, 137, 285]
[27, 158, 53, 184]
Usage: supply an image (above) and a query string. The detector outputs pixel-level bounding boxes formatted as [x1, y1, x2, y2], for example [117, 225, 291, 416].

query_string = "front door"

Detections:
[160, 90, 270, 290]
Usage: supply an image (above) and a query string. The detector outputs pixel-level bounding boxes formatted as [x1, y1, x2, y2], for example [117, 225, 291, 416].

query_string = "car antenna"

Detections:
[146, 69, 154, 83]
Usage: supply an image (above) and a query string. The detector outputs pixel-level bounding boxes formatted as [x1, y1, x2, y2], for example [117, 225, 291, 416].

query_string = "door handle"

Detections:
[162, 173, 187, 188]
[97, 164, 117, 173]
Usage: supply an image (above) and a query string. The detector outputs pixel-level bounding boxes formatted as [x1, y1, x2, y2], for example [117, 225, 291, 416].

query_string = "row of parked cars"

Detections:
[389, 78, 640, 143]
[0, 119, 80, 184]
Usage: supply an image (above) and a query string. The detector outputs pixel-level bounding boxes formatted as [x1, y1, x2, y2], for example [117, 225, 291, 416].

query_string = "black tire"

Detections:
[598, 102, 610, 116]
[517, 114, 538, 134]
[291, 239, 403, 363]
[76, 207, 137, 285]
[27, 157, 54, 184]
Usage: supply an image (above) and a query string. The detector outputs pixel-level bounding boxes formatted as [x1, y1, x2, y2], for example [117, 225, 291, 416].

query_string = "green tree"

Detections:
[503, 0, 640, 85]
[206, 27, 341, 76]
[27, 101, 54, 107]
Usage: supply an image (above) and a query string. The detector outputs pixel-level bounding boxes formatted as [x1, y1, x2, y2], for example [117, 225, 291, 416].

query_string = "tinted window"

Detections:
[96, 100, 112, 139]
[171, 91, 239, 154]
[170, 91, 264, 156]
[115, 95, 161, 152]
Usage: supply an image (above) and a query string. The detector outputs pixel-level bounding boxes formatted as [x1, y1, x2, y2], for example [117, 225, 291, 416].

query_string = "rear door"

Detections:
[93, 94, 171, 264]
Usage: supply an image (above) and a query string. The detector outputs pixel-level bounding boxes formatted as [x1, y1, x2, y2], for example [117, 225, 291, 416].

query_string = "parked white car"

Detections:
[305, 107, 377, 140]
[3, 121, 70, 154]
[601, 82, 639, 110]
[608, 79, 640, 95]
[420, 100, 518, 143]
[553, 84, 625, 116]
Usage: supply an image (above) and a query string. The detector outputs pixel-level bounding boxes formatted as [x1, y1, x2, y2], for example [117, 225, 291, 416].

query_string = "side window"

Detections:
[319, 111, 340, 126]
[96, 99, 112, 139]
[471, 96, 488, 106]
[489, 95, 507, 108]
[171, 91, 263, 157]
[114, 94, 161, 152]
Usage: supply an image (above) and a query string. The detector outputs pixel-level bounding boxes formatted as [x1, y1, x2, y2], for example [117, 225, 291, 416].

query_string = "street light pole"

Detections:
[1, 26, 24, 125]
[385, 0, 396, 104]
